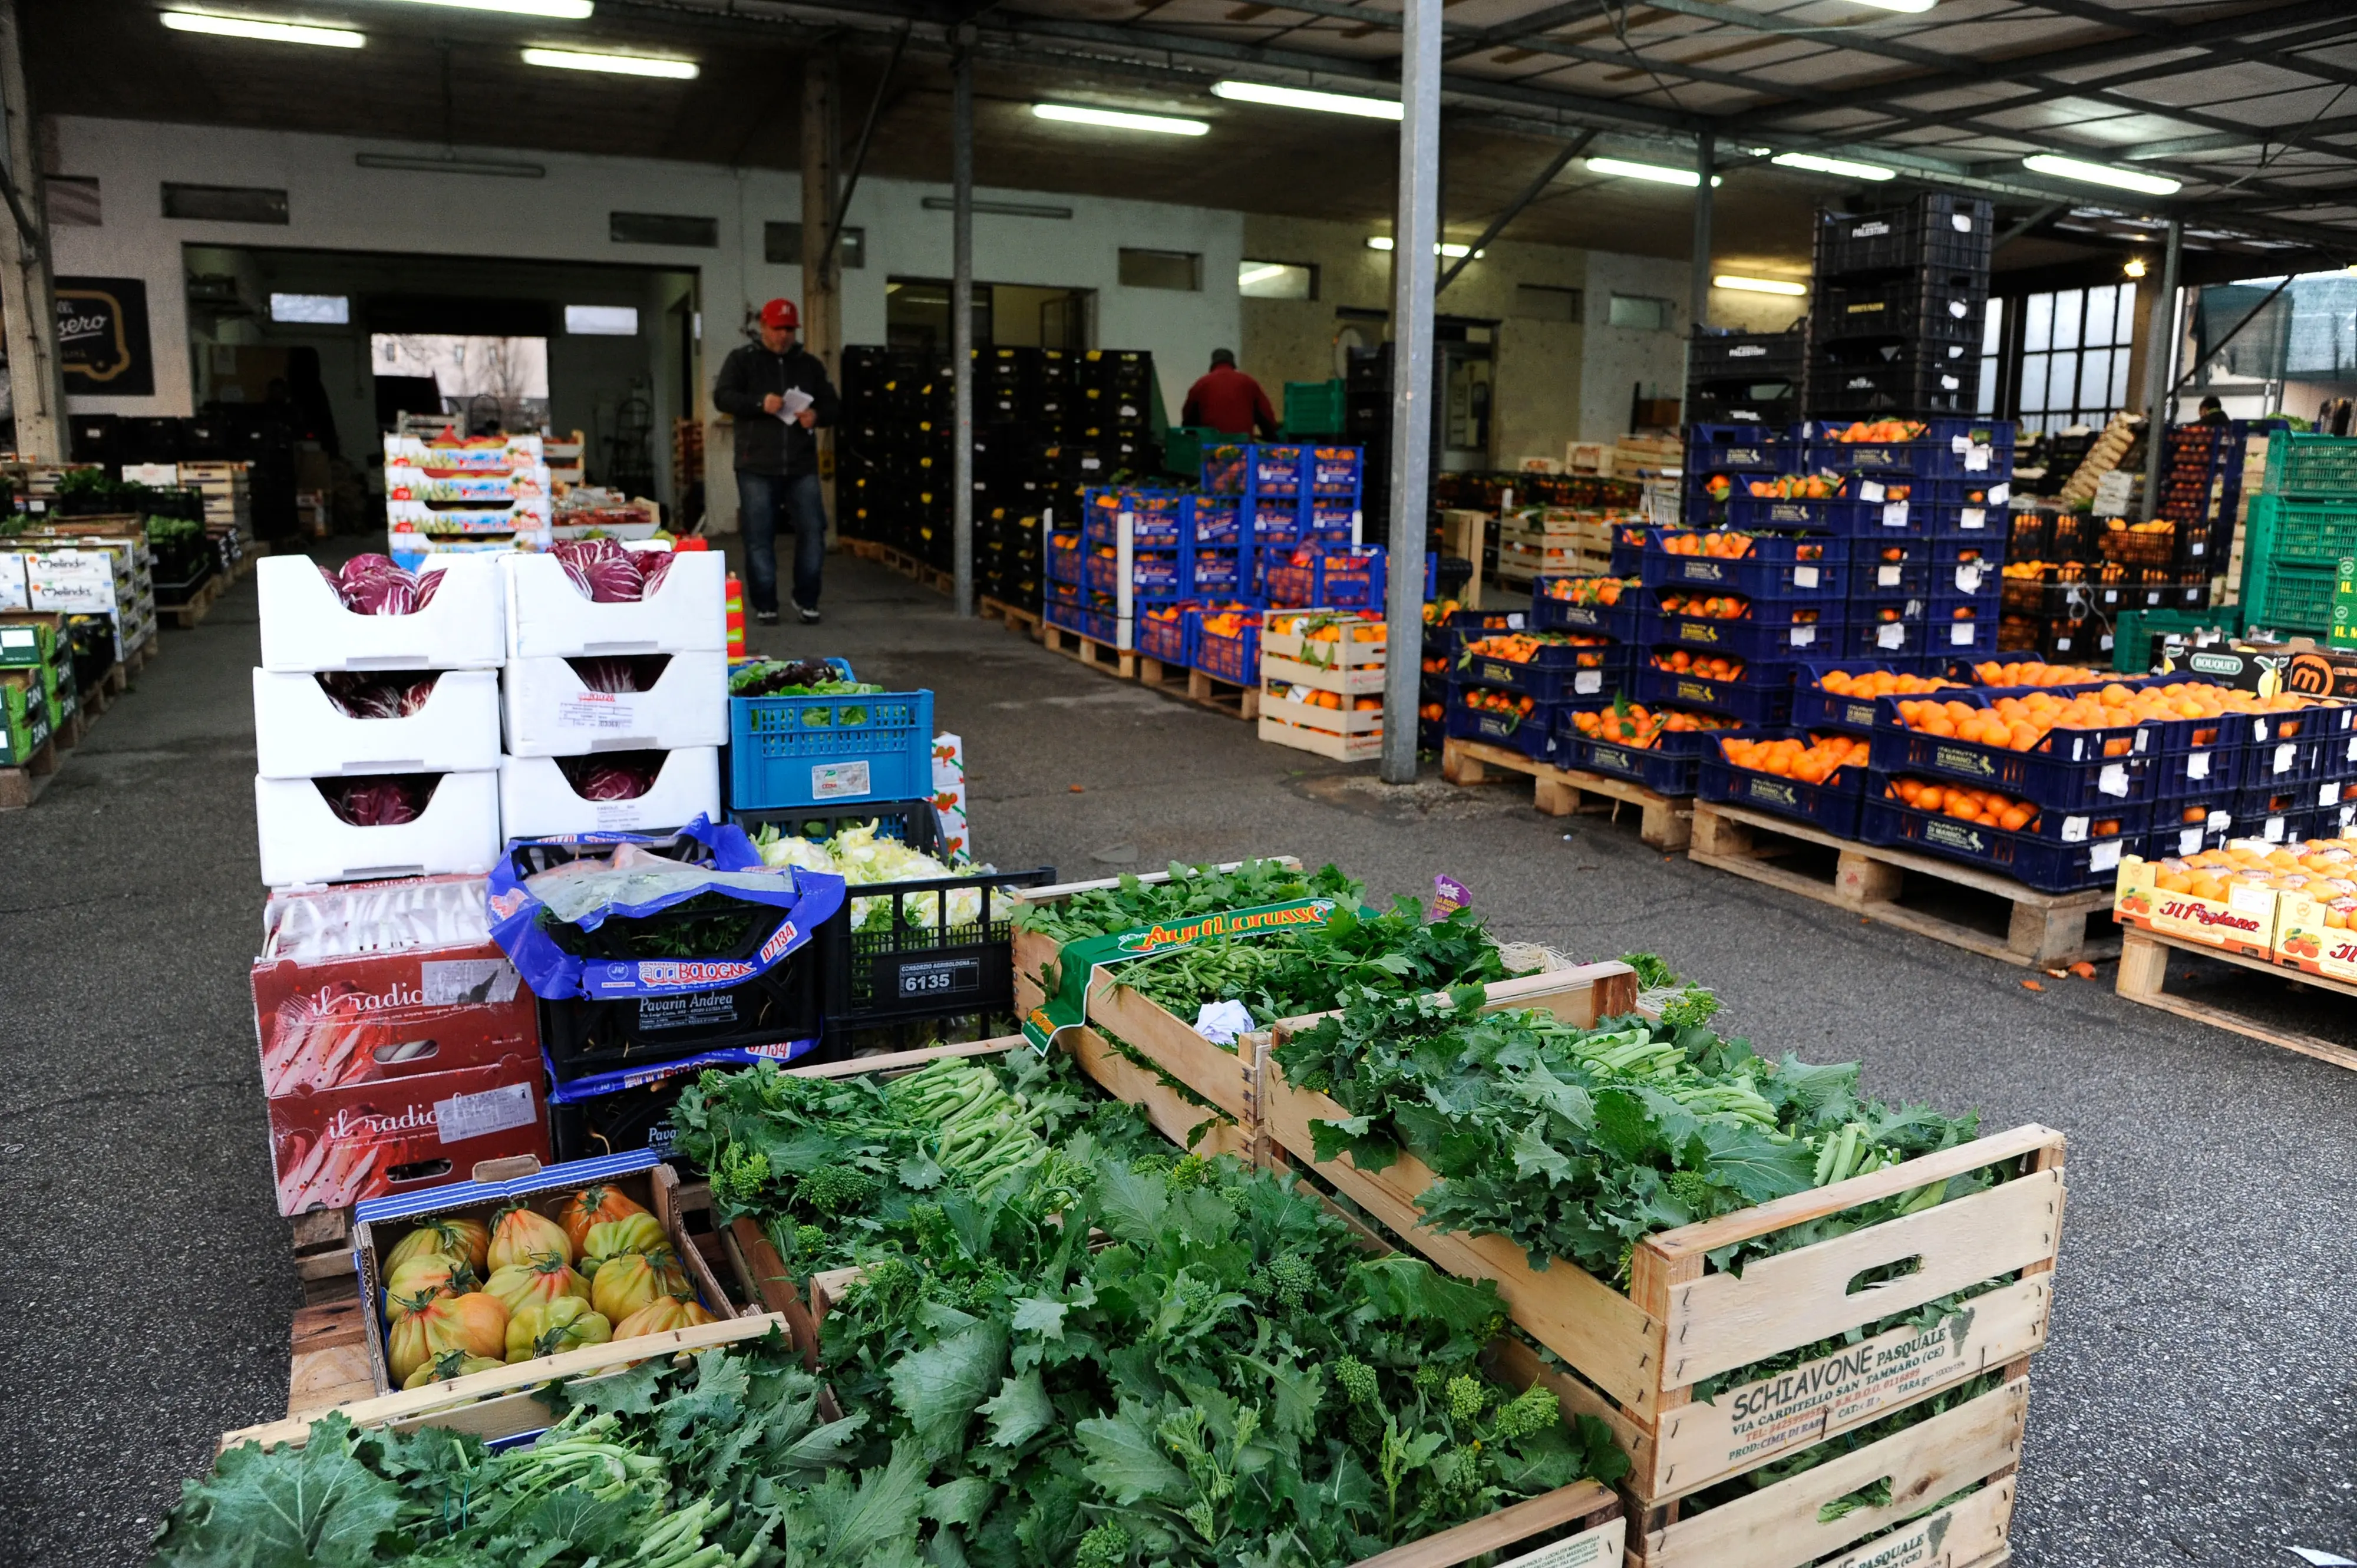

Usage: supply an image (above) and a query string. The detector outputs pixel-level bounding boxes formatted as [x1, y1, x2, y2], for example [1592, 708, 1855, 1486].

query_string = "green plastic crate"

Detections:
[2260, 431, 2357, 498]
[2243, 558, 2337, 636]
[1163, 425, 1223, 479]
[1283, 378, 1346, 437]
[2112, 605, 2238, 672]
[2244, 493, 2357, 565]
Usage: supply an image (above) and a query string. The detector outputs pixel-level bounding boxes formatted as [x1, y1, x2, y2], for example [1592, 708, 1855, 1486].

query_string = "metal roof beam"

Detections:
[2013, 0, 2357, 94]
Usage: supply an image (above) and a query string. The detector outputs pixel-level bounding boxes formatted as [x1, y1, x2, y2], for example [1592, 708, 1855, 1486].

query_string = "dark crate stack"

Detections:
[1686, 325, 1807, 430]
[1807, 193, 1993, 422]
[1345, 345, 1394, 539]
[834, 346, 1162, 613]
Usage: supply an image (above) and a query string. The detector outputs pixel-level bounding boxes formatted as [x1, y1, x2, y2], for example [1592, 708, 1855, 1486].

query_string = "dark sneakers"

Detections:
[754, 609, 780, 625]
[791, 599, 821, 624]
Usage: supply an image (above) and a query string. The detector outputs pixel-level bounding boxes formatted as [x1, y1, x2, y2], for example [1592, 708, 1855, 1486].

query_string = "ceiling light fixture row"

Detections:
[1033, 104, 1207, 136]
[1365, 237, 1483, 258]
[161, 5, 697, 75]
[1714, 275, 1807, 296]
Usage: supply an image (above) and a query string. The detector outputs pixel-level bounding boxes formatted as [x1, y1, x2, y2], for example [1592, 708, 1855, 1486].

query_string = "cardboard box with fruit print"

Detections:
[2272, 888, 2357, 982]
[2112, 854, 2280, 959]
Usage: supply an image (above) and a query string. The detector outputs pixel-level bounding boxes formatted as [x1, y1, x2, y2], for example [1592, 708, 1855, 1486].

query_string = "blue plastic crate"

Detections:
[1858, 797, 2124, 893]
[1187, 494, 1243, 547]
[1447, 696, 1559, 761]
[1310, 445, 1364, 494]
[1872, 774, 2153, 847]
[1924, 600, 1997, 658]
[1686, 424, 1795, 472]
[1190, 553, 1244, 593]
[1927, 546, 2003, 600]
[1644, 602, 1842, 662]
[2149, 742, 2247, 801]
[1048, 532, 1082, 585]
[1252, 444, 1309, 497]
[1085, 550, 1185, 599]
[1138, 607, 1193, 665]
[2238, 730, 2335, 791]
[1798, 420, 2018, 480]
[1252, 496, 1306, 537]
[1306, 496, 1360, 537]
[1202, 443, 1250, 495]
[1082, 488, 1185, 548]
[1563, 734, 1699, 794]
[1639, 659, 1799, 725]
[1866, 700, 2153, 811]
[1531, 577, 1641, 639]
[1698, 746, 1868, 837]
[1789, 662, 1953, 733]
[1455, 642, 1623, 702]
[729, 686, 935, 810]
[1846, 616, 1939, 662]
[1923, 501, 2013, 543]
[2145, 801, 2237, 861]
[1047, 605, 1121, 646]
[1642, 549, 1847, 599]
[1193, 619, 1260, 685]
[1726, 495, 1898, 534]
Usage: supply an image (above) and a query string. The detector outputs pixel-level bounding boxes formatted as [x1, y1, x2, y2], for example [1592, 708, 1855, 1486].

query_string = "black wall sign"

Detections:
[55, 276, 154, 397]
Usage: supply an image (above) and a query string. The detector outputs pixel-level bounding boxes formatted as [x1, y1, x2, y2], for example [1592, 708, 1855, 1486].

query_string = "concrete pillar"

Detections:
[0, 0, 63, 460]
[1380, 0, 1441, 784]
[951, 39, 975, 618]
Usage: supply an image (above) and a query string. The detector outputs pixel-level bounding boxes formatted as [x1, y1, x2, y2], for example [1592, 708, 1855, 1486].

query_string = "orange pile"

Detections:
[1816, 668, 1956, 698]
[1200, 610, 1253, 638]
[1825, 420, 1928, 443]
[1657, 592, 1750, 620]
[2153, 839, 2357, 904]
[1570, 704, 1732, 749]
[1747, 474, 1844, 500]
[1653, 649, 1744, 679]
[1419, 701, 1445, 723]
[1721, 732, 1866, 784]
[1542, 576, 1634, 606]
[1882, 777, 2085, 835]
[1461, 688, 1537, 718]
[1970, 660, 2103, 687]
[1899, 681, 2318, 753]
[1461, 632, 1605, 665]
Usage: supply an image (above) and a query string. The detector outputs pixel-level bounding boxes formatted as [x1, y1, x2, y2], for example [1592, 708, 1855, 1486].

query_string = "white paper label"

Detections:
[2322, 783, 2342, 807]
[2253, 719, 2270, 743]
[1966, 445, 1990, 472]
[2090, 840, 2123, 873]
[1955, 563, 1985, 593]
[1989, 483, 2011, 506]
[420, 958, 522, 1005]
[1506, 613, 1526, 630]
[1951, 435, 1971, 455]
[2055, 636, 2073, 652]
[1960, 507, 1986, 530]
[2061, 816, 2090, 843]
[1794, 565, 1820, 588]
[2265, 816, 2287, 843]
[2179, 827, 2204, 856]
[1953, 212, 1973, 232]
[2345, 736, 2356, 762]
[1877, 564, 1903, 588]
[1495, 1519, 1623, 1568]
[2209, 810, 2233, 831]
[1860, 480, 1886, 503]
[1790, 626, 1818, 647]
[1948, 299, 1969, 319]
[557, 692, 643, 734]
[1876, 623, 1905, 649]
[435, 1081, 536, 1144]
[811, 759, 874, 800]
[2274, 742, 2297, 775]
[2230, 879, 2276, 912]
[1883, 501, 1909, 528]
[2188, 751, 2211, 781]
[2098, 763, 2129, 797]
[1950, 623, 1973, 646]
[1575, 670, 1602, 694]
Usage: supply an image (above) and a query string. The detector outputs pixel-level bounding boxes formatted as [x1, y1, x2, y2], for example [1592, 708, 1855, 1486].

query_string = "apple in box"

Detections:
[252, 940, 537, 1096]
[268, 1055, 549, 1216]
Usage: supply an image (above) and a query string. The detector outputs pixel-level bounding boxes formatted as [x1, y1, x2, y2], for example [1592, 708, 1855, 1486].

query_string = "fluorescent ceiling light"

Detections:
[161, 11, 363, 46]
[1586, 157, 1721, 188]
[1715, 275, 1807, 296]
[1771, 150, 1895, 182]
[2022, 153, 2181, 197]
[1365, 237, 1485, 258]
[1033, 103, 1208, 136]
[521, 46, 696, 78]
[382, 0, 593, 14]
[1211, 80, 1401, 120]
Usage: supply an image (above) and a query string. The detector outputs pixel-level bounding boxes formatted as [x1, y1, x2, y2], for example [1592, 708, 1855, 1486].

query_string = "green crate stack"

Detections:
[2260, 431, 2357, 497]
[1283, 378, 1346, 436]
[2242, 488, 2357, 635]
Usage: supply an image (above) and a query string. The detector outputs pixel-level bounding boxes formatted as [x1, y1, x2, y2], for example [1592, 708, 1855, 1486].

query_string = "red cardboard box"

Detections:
[267, 1055, 550, 1216]
[252, 940, 537, 1095]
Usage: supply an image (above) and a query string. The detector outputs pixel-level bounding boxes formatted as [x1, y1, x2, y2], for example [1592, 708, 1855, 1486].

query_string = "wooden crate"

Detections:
[2115, 926, 2357, 1073]
[1257, 1026, 2064, 1511]
[289, 1206, 357, 1305]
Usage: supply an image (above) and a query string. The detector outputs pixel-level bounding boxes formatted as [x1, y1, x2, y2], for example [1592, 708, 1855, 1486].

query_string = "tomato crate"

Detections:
[1867, 704, 2153, 811]
[1697, 745, 1869, 836]
[1798, 418, 2016, 480]
[1860, 796, 2131, 892]
[1637, 659, 1798, 725]
[1447, 696, 1561, 761]
[1643, 602, 1841, 662]
[1532, 583, 1641, 639]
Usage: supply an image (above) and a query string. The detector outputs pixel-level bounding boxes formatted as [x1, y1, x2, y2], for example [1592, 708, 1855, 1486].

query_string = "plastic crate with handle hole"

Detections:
[728, 685, 935, 810]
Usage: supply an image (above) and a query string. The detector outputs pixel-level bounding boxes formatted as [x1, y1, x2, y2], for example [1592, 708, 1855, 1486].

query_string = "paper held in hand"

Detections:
[777, 388, 813, 421]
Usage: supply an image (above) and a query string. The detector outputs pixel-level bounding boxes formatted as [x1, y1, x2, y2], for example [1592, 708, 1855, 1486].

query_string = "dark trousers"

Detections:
[735, 470, 827, 612]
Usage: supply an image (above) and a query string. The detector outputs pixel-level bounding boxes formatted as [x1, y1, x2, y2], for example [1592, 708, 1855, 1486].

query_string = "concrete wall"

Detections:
[46, 115, 1244, 524]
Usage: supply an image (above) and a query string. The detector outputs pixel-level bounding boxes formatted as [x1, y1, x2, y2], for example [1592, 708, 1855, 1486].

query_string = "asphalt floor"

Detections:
[3, 547, 2353, 1566]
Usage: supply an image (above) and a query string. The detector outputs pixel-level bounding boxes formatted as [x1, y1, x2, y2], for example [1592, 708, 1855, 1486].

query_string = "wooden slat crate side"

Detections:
[1814, 1480, 2014, 1568]
[1637, 1378, 2029, 1568]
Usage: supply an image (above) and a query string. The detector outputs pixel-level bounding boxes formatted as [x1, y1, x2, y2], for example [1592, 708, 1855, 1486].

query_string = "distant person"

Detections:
[2196, 395, 2230, 427]
[713, 298, 839, 625]
[1182, 348, 1279, 438]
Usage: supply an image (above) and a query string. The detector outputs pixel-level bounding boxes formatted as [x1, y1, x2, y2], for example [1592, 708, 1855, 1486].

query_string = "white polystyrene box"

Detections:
[498, 748, 721, 839]
[253, 668, 501, 779]
[500, 651, 728, 757]
[501, 548, 725, 659]
[258, 554, 505, 672]
[255, 770, 502, 886]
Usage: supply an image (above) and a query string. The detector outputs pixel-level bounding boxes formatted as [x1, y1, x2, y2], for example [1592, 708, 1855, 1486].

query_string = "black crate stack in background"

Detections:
[1807, 193, 1994, 421]
[834, 346, 1161, 613]
[1686, 324, 1807, 428]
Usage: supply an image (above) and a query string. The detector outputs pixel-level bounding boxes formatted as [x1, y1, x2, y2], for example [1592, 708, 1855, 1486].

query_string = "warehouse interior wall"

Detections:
[1578, 250, 1694, 440]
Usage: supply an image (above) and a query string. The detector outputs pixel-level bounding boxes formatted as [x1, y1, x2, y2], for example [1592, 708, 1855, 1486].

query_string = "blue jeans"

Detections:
[735, 470, 827, 612]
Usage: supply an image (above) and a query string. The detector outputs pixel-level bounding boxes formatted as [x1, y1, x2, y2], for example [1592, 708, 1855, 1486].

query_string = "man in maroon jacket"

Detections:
[1181, 348, 1280, 437]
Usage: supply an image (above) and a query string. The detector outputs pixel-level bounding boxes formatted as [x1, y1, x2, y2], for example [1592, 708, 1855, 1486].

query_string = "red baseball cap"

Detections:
[760, 298, 799, 330]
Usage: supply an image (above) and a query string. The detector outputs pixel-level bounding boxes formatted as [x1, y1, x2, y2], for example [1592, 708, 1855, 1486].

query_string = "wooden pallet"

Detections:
[124, 637, 154, 676]
[1442, 737, 1692, 850]
[0, 734, 57, 811]
[290, 1206, 358, 1304]
[978, 595, 1040, 632]
[1039, 619, 1137, 679]
[1688, 800, 2118, 968]
[286, 1298, 374, 1420]
[48, 709, 84, 751]
[1138, 656, 1259, 718]
[2115, 927, 2357, 1072]
[235, 548, 263, 579]
[159, 570, 227, 629]
[849, 537, 953, 595]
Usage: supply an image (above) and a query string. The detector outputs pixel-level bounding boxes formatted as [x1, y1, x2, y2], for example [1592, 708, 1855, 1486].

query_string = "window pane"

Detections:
[1239, 259, 1315, 299]
[1977, 351, 1999, 415]
[270, 292, 348, 324]
[1119, 248, 1200, 291]
[2084, 286, 2116, 346]
[2079, 348, 2111, 412]
[2055, 290, 2084, 352]
[2115, 285, 2141, 345]
[1609, 293, 1671, 330]
[2019, 353, 2049, 410]
[2110, 351, 2132, 408]
[2047, 351, 2077, 414]
[2023, 293, 2054, 352]
[565, 305, 638, 336]
[1982, 298, 2003, 355]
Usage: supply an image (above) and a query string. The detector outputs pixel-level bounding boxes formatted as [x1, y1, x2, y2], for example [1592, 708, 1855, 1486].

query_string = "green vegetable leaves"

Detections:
[157, 1415, 410, 1568]
[888, 1321, 1010, 1461]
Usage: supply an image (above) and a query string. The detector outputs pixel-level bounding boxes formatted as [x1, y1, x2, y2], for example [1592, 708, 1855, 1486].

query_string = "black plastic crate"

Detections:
[1687, 386, 1800, 430]
[1808, 340, 1979, 418]
[1815, 275, 1988, 347]
[550, 1068, 697, 1164]
[1689, 328, 1807, 381]
[1813, 194, 1995, 282]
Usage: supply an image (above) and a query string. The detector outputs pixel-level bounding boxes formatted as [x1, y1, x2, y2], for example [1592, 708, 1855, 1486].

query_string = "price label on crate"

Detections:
[1794, 565, 1821, 588]
[2099, 763, 2130, 797]
[2188, 751, 2213, 781]
[2091, 840, 2124, 873]
[1882, 501, 1909, 528]
[896, 958, 981, 999]
[2272, 742, 2298, 775]
[1789, 626, 1818, 648]
[1955, 562, 1985, 593]
[1960, 506, 1987, 530]
[1860, 480, 1886, 502]
[1876, 623, 1906, 650]
[435, 1081, 536, 1145]
[1950, 622, 1975, 646]
[1877, 563, 1904, 588]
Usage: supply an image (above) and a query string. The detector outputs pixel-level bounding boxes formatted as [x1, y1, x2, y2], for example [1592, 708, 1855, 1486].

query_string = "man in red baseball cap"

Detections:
[712, 298, 840, 624]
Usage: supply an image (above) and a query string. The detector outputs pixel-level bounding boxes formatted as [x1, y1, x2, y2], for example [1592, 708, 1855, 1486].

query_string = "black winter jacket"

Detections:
[712, 342, 840, 476]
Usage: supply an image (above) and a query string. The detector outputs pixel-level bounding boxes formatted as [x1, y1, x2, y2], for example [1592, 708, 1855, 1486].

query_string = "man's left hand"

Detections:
[795, 408, 817, 428]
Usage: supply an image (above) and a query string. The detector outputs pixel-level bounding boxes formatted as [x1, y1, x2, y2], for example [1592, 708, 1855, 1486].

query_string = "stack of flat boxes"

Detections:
[179, 459, 253, 571]
[1807, 192, 1994, 422]
[384, 433, 553, 569]
[0, 613, 62, 765]
[1, 517, 157, 668]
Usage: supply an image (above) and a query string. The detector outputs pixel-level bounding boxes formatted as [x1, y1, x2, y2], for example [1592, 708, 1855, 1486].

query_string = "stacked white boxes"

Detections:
[252, 555, 507, 886]
[385, 433, 553, 566]
[496, 544, 728, 837]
